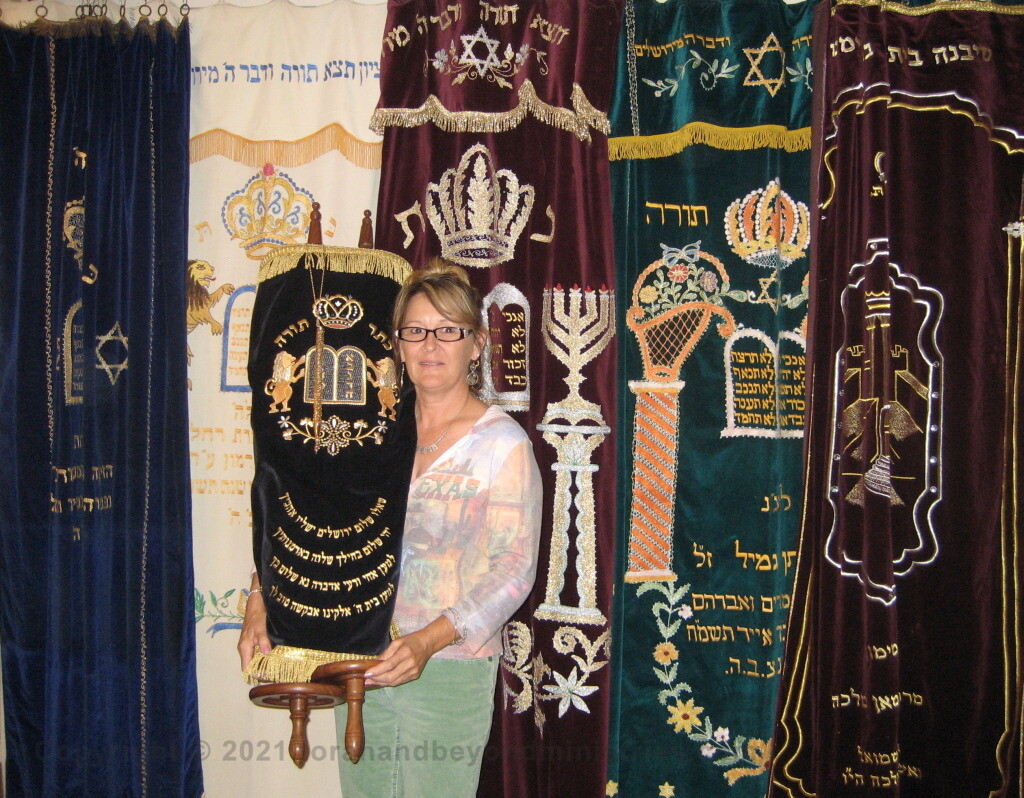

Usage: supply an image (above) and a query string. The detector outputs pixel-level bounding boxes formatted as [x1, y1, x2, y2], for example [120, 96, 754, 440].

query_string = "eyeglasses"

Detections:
[396, 326, 473, 343]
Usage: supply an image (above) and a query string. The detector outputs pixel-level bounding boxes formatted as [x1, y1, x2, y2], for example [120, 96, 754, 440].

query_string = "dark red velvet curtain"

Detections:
[371, 1, 622, 795]
[769, 2, 1024, 795]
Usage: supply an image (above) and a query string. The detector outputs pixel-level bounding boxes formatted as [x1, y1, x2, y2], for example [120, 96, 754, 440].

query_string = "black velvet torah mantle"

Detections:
[248, 245, 415, 657]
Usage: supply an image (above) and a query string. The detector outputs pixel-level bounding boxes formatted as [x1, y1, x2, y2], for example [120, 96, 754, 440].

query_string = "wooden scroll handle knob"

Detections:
[249, 682, 345, 769]
[311, 659, 378, 764]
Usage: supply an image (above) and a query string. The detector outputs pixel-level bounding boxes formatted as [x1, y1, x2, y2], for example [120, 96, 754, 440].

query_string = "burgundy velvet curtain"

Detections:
[371, 1, 623, 795]
[769, 2, 1024, 795]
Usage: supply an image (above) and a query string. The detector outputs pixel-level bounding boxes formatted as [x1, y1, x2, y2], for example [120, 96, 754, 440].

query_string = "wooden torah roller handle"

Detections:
[311, 660, 377, 765]
[249, 659, 376, 768]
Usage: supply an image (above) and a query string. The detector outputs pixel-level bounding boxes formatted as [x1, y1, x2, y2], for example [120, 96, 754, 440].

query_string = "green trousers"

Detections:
[335, 656, 499, 798]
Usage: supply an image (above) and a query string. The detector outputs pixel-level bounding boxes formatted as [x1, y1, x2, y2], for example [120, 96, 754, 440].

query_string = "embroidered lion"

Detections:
[186, 259, 235, 388]
[266, 351, 306, 413]
[367, 356, 399, 420]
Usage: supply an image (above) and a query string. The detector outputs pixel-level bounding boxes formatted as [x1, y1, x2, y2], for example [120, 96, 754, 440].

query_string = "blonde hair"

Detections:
[392, 257, 484, 339]
[391, 258, 486, 392]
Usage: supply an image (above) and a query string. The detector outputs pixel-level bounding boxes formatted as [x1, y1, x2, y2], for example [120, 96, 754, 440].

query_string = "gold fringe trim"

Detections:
[243, 645, 378, 686]
[835, 0, 1024, 15]
[609, 123, 811, 161]
[258, 244, 412, 286]
[370, 81, 610, 143]
[189, 124, 382, 169]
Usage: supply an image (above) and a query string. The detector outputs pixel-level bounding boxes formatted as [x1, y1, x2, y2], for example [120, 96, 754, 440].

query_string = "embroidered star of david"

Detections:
[743, 33, 786, 97]
[459, 25, 502, 78]
[756, 272, 780, 312]
[95, 321, 129, 385]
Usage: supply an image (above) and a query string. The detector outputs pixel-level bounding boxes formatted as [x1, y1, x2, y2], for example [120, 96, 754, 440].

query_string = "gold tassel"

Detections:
[243, 645, 378, 686]
[257, 245, 412, 285]
[609, 123, 812, 161]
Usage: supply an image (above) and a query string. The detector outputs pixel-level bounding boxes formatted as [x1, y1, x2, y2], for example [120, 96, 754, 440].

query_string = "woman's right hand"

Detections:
[237, 588, 272, 670]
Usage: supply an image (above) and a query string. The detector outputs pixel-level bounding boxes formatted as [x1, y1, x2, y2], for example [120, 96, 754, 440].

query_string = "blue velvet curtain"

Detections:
[0, 17, 202, 797]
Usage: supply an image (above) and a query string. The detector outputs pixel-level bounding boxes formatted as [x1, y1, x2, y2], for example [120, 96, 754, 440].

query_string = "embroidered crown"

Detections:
[724, 179, 809, 270]
[222, 164, 315, 260]
[313, 294, 364, 329]
[425, 144, 535, 269]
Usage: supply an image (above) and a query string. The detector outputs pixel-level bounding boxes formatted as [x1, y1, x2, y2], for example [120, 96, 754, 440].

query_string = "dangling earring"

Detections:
[399, 362, 406, 391]
[467, 358, 480, 387]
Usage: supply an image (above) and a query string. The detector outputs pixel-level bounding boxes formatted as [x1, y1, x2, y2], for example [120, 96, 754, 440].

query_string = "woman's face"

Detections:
[398, 292, 482, 396]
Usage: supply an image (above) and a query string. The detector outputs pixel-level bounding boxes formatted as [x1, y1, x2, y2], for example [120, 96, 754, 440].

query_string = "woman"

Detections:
[336, 259, 542, 796]
[241, 259, 542, 795]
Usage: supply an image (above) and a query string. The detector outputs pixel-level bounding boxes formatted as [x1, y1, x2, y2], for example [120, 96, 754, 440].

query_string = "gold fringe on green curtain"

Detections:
[609, 122, 811, 161]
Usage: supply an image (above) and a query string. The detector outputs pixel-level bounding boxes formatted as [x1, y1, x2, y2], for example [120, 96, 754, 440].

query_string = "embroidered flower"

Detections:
[432, 49, 449, 71]
[638, 284, 659, 304]
[653, 642, 679, 665]
[700, 743, 716, 758]
[668, 262, 690, 282]
[678, 604, 694, 619]
[317, 415, 351, 456]
[699, 270, 719, 293]
[543, 667, 598, 718]
[667, 698, 704, 733]
[714, 726, 730, 742]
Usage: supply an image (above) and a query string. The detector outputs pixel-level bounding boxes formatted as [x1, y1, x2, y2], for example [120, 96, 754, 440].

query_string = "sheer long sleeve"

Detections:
[394, 407, 543, 658]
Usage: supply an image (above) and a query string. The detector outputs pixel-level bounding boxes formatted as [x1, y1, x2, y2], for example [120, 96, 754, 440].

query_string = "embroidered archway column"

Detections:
[371, 3, 623, 796]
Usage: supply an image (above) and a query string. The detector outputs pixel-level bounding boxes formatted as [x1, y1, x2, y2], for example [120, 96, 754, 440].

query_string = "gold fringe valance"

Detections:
[243, 645, 378, 686]
[370, 81, 610, 143]
[189, 124, 382, 170]
[609, 123, 811, 161]
[258, 244, 412, 286]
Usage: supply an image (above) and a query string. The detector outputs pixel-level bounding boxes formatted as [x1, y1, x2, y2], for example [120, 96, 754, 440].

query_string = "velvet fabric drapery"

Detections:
[371, 2, 623, 795]
[769, 1, 1024, 795]
[0, 17, 202, 797]
[606, 0, 816, 795]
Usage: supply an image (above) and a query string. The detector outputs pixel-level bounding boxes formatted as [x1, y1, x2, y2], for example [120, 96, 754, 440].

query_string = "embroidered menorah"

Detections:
[535, 286, 615, 625]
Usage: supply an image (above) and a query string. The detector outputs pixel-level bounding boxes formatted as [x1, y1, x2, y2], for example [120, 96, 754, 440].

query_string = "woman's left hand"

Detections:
[364, 615, 458, 687]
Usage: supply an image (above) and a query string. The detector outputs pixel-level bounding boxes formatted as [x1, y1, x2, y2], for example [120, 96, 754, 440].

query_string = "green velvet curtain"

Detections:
[607, 0, 817, 795]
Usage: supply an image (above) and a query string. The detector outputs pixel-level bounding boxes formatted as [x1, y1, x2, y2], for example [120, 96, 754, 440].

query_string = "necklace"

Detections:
[417, 395, 470, 455]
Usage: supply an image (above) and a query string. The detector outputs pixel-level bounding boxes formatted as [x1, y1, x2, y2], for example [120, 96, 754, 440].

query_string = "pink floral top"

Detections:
[394, 405, 542, 659]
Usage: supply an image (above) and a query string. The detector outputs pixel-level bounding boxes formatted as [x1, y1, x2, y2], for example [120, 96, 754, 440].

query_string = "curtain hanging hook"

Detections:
[36, 0, 49, 17]
[138, 1, 152, 17]
[119, 0, 126, 19]
[157, 2, 167, 17]
[179, 2, 189, 17]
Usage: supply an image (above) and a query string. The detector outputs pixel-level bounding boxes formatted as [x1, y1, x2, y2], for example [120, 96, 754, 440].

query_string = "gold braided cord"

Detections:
[243, 645, 379, 686]
[370, 81, 610, 142]
[609, 122, 811, 161]
[189, 125, 382, 169]
[258, 244, 412, 286]
[835, 0, 1024, 15]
